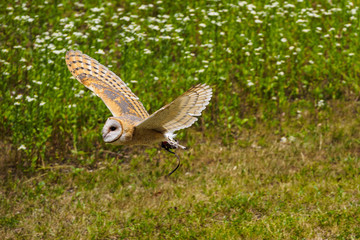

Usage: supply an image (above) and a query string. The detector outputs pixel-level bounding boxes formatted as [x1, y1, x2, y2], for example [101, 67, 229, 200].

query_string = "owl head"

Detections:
[102, 117, 124, 144]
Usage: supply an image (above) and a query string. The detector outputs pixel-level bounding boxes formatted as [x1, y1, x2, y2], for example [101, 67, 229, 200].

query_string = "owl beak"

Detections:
[102, 132, 108, 140]
[102, 131, 121, 143]
[102, 129, 111, 143]
[102, 132, 113, 143]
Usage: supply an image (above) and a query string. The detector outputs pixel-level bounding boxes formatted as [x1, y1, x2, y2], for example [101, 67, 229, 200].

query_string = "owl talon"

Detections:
[165, 137, 186, 150]
[161, 141, 176, 153]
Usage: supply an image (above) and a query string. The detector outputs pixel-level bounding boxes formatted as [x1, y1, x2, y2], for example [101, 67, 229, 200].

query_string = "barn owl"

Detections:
[65, 50, 212, 150]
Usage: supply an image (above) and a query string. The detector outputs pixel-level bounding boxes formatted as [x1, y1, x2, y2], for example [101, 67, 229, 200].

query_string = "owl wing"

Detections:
[65, 50, 149, 119]
[135, 84, 212, 133]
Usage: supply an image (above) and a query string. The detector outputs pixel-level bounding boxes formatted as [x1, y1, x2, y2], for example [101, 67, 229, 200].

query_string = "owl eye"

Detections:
[110, 126, 117, 131]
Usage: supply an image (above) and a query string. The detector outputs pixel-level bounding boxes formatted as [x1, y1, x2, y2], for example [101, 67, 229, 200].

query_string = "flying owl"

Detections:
[65, 50, 212, 150]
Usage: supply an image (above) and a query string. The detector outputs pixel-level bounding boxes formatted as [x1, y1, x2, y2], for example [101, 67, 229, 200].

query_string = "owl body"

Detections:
[65, 50, 212, 149]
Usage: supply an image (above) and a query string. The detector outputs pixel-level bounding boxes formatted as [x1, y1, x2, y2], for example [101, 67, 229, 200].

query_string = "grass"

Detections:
[1, 0, 360, 238]
[2, 103, 360, 238]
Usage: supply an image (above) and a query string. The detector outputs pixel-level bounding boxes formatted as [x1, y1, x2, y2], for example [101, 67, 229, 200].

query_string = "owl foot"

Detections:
[166, 138, 186, 150]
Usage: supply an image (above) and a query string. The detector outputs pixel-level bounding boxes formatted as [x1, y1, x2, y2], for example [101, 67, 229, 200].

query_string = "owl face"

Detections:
[102, 118, 123, 143]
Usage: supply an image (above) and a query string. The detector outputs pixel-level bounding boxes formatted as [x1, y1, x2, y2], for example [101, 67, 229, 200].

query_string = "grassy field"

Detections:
[1, 0, 360, 238]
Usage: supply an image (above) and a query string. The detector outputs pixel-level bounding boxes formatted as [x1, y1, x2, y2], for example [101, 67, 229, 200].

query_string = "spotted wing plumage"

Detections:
[65, 50, 149, 119]
[136, 84, 212, 133]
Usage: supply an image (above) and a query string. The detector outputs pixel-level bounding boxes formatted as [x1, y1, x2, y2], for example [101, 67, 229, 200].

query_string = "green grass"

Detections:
[1, 0, 360, 238]
[2, 107, 360, 238]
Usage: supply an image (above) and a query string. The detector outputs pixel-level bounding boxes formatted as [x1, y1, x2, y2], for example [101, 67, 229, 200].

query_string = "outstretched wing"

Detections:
[136, 84, 212, 133]
[65, 50, 149, 119]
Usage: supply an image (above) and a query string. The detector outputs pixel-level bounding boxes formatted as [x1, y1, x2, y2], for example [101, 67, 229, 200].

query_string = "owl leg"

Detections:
[161, 141, 181, 177]
[166, 137, 186, 150]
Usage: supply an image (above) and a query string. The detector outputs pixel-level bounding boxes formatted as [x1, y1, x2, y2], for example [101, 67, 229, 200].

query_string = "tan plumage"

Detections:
[65, 50, 149, 119]
[136, 84, 212, 133]
[65, 50, 212, 148]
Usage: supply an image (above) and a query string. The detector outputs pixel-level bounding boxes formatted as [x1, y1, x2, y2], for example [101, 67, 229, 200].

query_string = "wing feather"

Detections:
[136, 84, 212, 133]
[65, 50, 149, 119]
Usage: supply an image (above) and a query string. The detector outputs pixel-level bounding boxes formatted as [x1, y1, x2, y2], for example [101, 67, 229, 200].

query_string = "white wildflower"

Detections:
[160, 35, 171, 40]
[125, 36, 135, 42]
[26, 96, 36, 102]
[33, 80, 42, 85]
[208, 11, 219, 16]
[73, 32, 83, 37]
[284, 3, 295, 8]
[90, 7, 104, 12]
[247, 80, 254, 87]
[317, 99, 325, 107]
[95, 49, 105, 54]
[53, 49, 66, 55]
[15, 94, 23, 100]
[144, 49, 152, 54]
[121, 16, 130, 21]
[297, 110, 302, 119]
[139, 5, 148, 10]
[18, 145, 27, 150]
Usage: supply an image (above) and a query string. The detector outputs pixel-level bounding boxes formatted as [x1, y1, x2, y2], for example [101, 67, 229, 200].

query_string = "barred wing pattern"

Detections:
[65, 50, 149, 119]
[136, 84, 212, 133]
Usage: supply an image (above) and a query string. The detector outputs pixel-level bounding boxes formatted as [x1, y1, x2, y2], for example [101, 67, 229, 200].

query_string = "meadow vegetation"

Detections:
[1, 0, 360, 238]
